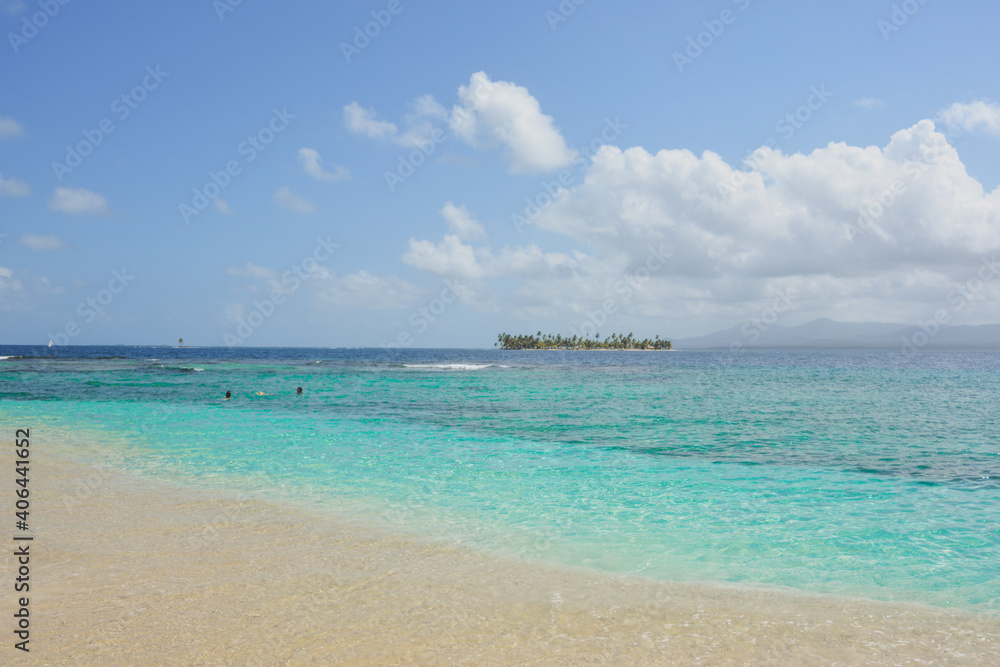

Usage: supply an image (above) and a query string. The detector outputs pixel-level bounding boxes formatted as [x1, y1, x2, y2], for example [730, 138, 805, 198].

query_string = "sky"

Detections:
[1, 0, 999, 348]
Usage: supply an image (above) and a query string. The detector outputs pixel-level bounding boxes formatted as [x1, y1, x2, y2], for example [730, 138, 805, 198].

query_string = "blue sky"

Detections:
[2, 0, 999, 347]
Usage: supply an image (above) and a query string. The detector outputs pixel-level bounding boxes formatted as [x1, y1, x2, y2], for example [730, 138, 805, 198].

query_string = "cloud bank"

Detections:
[403, 118, 1000, 329]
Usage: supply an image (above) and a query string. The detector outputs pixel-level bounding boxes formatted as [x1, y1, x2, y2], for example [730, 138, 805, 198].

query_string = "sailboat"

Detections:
[48, 340, 53, 348]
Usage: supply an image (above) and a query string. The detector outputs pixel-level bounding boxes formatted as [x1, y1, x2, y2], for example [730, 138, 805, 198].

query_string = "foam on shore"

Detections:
[22, 443, 1000, 664]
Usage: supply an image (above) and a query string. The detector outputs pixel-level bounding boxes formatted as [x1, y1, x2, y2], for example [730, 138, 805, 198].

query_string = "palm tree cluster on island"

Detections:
[496, 331, 672, 350]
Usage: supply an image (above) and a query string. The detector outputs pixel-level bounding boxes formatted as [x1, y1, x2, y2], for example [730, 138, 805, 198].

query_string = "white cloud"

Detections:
[345, 72, 576, 172]
[939, 100, 1000, 138]
[343, 102, 399, 141]
[21, 233, 67, 251]
[0, 173, 29, 196]
[403, 234, 488, 281]
[396, 95, 449, 148]
[400, 119, 1000, 332]
[489, 244, 582, 280]
[450, 71, 577, 173]
[403, 231, 582, 283]
[298, 148, 351, 182]
[49, 187, 109, 215]
[214, 198, 234, 214]
[441, 201, 486, 241]
[853, 97, 886, 109]
[412, 94, 449, 120]
[343, 96, 447, 149]
[273, 186, 316, 214]
[526, 120, 999, 324]
[0, 116, 25, 139]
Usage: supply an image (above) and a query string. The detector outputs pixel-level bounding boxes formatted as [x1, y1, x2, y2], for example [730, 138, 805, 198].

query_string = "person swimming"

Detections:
[297, 386, 303, 395]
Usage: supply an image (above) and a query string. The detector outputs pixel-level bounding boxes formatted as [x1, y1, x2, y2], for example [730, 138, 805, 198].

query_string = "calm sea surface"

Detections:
[2, 345, 998, 611]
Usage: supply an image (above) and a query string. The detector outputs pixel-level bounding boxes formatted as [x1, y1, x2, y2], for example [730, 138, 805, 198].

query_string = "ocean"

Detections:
[2, 345, 998, 613]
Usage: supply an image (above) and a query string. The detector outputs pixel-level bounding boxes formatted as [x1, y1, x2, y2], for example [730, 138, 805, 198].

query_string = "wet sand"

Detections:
[14, 448, 1000, 665]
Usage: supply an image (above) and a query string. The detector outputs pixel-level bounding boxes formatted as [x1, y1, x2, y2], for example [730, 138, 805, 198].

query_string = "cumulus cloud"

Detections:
[441, 201, 487, 241]
[939, 100, 1000, 138]
[411, 94, 449, 120]
[21, 233, 67, 251]
[273, 186, 316, 214]
[400, 119, 1000, 331]
[0, 173, 29, 196]
[298, 148, 351, 182]
[49, 187, 109, 215]
[343, 96, 447, 149]
[342, 84, 1000, 330]
[403, 235, 488, 281]
[343, 102, 400, 141]
[0, 116, 25, 139]
[345, 72, 576, 172]
[523, 120, 1000, 325]
[395, 95, 450, 148]
[403, 234, 582, 281]
[403, 228, 582, 283]
[489, 244, 583, 280]
[405, 199, 585, 286]
[450, 71, 577, 173]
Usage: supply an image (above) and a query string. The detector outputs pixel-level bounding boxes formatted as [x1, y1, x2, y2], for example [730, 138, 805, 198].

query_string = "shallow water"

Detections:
[3, 345, 999, 613]
[29, 452, 1000, 664]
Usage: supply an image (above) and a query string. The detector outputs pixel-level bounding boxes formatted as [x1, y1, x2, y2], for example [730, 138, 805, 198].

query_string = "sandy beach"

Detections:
[7, 441, 997, 665]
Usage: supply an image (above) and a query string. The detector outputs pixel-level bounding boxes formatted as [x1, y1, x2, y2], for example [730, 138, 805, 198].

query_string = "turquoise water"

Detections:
[2, 346, 999, 611]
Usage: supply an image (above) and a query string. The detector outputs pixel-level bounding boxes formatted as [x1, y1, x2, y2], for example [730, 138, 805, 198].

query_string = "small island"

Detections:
[497, 332, 672, 350]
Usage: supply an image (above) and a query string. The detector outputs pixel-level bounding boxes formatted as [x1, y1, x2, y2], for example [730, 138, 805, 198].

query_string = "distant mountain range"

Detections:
[674, 318, 1000, 350]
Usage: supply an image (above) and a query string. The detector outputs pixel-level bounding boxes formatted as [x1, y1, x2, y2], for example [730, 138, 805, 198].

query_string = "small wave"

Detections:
[0, 356, 17, 360]
[403, 363, 497, 370]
